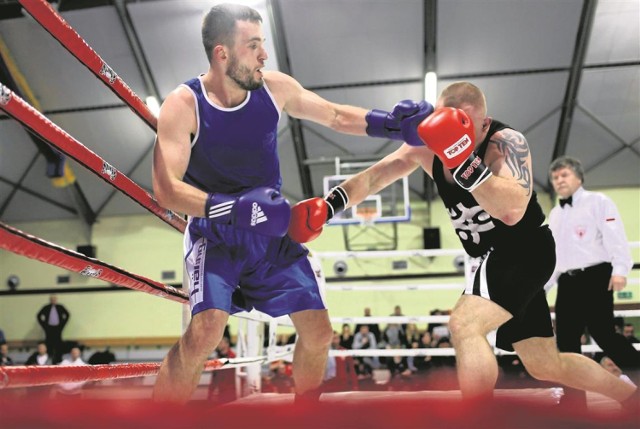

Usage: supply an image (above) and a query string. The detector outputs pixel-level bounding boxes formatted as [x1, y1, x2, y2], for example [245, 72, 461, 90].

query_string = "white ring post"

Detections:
[244, 319, 262, 395]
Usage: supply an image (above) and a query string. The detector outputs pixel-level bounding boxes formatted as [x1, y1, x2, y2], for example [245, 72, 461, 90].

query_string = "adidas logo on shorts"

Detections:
[251, 202, 267, 226]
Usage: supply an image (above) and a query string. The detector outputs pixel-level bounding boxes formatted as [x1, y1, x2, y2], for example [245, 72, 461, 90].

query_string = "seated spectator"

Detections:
[427, 309, 451, 342]
[382, 323, 405, 349]
[88, 347, 116, 365]
[25, 342, 52, 366]
[614, 317, 625, 335]
[56, 346, 89, 397]
[390, 305, 407, 332]
[623, 324, 639, 344]
[352, 325, 380, 375]
[339, 323, 354, 349]
[355, 307, 381, 342]
[430, 337, 456, 368]
[413, 331, 434, 373]
[0, 328, 6, 345]
[387, 355, 412, 378]
[0, 343, 13, 366]
[404, 323, 421, 347]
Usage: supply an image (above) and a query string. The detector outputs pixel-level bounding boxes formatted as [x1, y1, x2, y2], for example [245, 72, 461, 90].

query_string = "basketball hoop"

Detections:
[354, 206, 379, 226]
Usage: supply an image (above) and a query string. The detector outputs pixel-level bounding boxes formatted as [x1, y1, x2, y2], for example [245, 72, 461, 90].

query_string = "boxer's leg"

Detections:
[515, 336, 637, 403]
[449, 294, 512, 398]
[154, 308, 229, 402]
[290, 309, 333, 399]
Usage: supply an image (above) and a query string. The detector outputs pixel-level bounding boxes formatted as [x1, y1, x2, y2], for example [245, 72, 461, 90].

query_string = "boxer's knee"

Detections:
[294, 311, 332, 351]
[448, 310, 478, 342]
[183, 309, 228, 357]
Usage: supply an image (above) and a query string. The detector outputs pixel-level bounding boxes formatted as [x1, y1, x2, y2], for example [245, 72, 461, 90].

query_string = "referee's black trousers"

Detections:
[555, 262, 640, 370]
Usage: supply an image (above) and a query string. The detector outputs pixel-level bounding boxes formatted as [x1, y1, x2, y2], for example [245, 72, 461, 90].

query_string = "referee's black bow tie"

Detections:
[559, 196, 572, 208]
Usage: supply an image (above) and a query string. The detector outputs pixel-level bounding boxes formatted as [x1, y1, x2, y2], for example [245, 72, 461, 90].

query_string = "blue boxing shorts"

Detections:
[184, 217, 326, 317]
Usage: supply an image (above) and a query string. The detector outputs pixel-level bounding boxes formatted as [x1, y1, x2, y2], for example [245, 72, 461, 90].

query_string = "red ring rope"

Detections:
[18, 0, 158, 130]
[0, 86, 185, 233]
[0, 359, 224, 389]
[0, 221, 188, 303]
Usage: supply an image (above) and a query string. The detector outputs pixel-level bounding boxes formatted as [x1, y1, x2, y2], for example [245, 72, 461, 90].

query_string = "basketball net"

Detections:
[355, 206, 378, 227]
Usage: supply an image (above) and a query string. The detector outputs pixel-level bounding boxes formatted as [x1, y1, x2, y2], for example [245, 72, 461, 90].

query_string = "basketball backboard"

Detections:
[322, 174, 411, 226]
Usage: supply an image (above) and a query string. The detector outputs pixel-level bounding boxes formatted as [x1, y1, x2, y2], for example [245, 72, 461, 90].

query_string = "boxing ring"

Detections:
[0, 1, 639, 428]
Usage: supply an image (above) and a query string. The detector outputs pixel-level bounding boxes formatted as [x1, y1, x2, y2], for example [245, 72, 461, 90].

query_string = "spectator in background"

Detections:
[36, 295, 70, 364]
[623, 324, 639, 344]
[88, 347, 116, 365]
[0, 328, 6, 345]
[427, 309, 450, 340]
[430, 337, 456, 368]
[26, 342, 52, 366]
[382, 322, 405, 349]
[56, 346, 88, 397]
[352, 325, 379, 376]
[391, 305, 407, 332]
[404, 323, 422, 373]
[355, 307, 381, 343]
[339, 323, 354, 349]
[414, 331, 434, 373]
[547, 156, 640, 409]
[614, 316, 625, 335]
[0, 343, 13, 366]
[403, 323, 422, 349]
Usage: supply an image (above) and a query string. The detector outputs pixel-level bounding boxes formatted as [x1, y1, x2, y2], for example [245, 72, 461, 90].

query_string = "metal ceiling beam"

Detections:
[0, 37, 95, 228]
[550, 0, 598, 164]
[113, 0, 161, 101]
[0, 166, 77, 216]
[576, 103, 640, 157]
[267, 0, 313, 198]
[304, 59, 640, 92]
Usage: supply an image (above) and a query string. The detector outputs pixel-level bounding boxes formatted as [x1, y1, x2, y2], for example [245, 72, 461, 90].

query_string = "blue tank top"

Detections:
[180, 76, 282, 196]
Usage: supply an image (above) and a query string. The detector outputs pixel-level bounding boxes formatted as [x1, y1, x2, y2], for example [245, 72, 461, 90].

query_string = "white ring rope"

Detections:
[326, 282, 466, 291]
[328, 311, 640, 325]
[316, 249, 465, 259]
[265, 343, 640, 360]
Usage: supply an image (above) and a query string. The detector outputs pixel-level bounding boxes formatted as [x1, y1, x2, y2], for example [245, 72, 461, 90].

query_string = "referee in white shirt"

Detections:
[548, 156, 639, 408]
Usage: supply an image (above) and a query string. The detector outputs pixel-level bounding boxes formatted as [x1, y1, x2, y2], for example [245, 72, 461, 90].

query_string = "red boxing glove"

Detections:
[417, 107, 475, 169]
[288, 198, 329, 243]
[418, 107, 492, 192]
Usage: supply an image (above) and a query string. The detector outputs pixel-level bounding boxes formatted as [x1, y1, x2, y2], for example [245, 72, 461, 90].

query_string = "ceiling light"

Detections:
[424, 72, 437, 106]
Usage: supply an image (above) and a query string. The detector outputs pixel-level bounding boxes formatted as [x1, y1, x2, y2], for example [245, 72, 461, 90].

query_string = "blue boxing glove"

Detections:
[365, 100, 434, 146]
[205, 187, 291, 237]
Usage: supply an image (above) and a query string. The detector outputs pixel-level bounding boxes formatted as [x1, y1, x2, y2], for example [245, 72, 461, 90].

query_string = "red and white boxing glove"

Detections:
[288, 186, 349, 243]
[417, 107, 492, 192]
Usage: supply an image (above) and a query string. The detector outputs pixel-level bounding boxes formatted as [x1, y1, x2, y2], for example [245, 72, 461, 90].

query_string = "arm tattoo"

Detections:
[490, 131, 532, 196]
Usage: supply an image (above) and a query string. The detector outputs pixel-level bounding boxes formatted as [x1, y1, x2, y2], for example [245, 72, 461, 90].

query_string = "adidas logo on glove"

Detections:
[251, 202, 268, 226]
[205, 187, 291, 237]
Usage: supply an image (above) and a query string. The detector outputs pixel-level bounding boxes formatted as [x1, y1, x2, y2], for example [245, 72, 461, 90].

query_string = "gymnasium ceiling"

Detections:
[0, 0, 638, 231]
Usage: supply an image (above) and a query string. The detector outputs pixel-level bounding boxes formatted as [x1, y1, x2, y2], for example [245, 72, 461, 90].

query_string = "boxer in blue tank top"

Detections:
[291, 81, 639, 409]
[151, 3, 432, 403]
